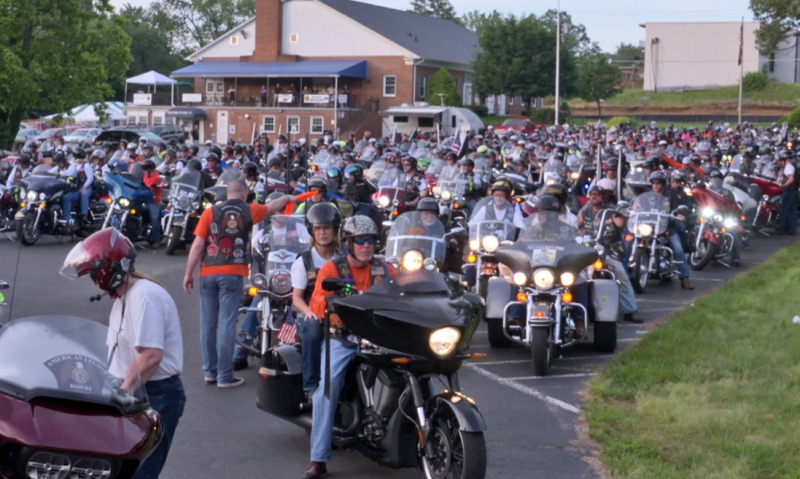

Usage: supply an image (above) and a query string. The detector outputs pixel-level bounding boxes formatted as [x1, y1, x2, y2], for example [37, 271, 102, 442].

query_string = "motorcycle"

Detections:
[15, 165, 107, 246]
[101, 163, 157, 243]
[383, 211, 465, 276]
[0, 183, 17, 233]
[488, 211, 619, 375]
[689, 185, 745, 270]
[162, 168, 204, 256]
[464, 197, 517, 298]
[431, 180, 468, 231]
[0, 315, 162, 479]
[204, 168, 245, 204]
[256, 268, 487, 479]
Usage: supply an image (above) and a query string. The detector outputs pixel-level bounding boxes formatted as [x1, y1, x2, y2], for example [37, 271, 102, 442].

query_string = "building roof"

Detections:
[381, 105, 448, 116]
[171, 59, 367, 78]
[126, 70, 177, 86]
[317, 0, 479, 65]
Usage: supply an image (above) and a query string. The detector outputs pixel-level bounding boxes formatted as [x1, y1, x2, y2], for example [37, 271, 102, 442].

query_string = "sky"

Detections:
[109, 0, 754, 53]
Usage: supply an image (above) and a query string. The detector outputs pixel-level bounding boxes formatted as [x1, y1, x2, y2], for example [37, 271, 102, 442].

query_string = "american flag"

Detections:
[451, 128, 467, 156]
[738, 19, 744, 66]
[277, 309, 297, 344]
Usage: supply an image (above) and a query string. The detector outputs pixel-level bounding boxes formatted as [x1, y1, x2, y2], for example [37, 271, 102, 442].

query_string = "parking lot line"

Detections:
[506, 373, 597, 381]
[466, 364, 581, 413]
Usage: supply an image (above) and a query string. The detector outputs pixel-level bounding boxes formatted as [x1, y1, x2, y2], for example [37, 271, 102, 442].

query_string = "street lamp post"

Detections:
[555, 0, 561, 126]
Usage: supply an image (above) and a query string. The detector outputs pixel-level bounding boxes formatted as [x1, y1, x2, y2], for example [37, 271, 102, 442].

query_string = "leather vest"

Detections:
[202, 199, 253, 267]
[326, 256, 388, 333]
[300, 249, 319, 304]
[484, 204, 515, 223]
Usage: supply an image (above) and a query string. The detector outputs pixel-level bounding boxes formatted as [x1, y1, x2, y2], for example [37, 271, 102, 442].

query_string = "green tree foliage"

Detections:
[409, 0, 458, 21]
[578, 54, 623, 116]
[785, 105, 800, 127]
[150, 0, 255, 51]
[472, 12, 578, 111]
[427, 68, 462, 106]
[742, 71, 769, 92]
[0, 0, 132, 149]
[119, 6, 187, 78]
[750, 0, 800, 55]
[542, 9, 600, 59]
[609, 42, 644, 67]
[459, 10, 487, 33]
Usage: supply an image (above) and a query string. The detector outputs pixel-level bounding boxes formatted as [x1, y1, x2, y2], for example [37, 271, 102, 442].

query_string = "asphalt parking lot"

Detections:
[0, 230, 794, 479]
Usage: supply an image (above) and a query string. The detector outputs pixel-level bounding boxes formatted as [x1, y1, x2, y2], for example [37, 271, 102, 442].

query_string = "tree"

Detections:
[541, 9, 600, 59]
[427, 68, 462, 106]
[577, 54, 623, 117]
[459, 10, 488, 33]
[0, 0, 132, 149]
[409, 0, 457, 21]
[119, 6, 187, 78]
[750, 0, 800, 55]
[609, 42, 644, 67]
[150, 0, 255, 51]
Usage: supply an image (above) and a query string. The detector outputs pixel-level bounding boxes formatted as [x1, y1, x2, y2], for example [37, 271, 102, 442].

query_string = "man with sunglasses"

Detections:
[577, 185, 612, 237]
[300, 216, 396, 479]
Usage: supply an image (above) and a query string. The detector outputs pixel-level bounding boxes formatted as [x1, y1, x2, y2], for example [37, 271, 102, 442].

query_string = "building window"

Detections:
[383, 75, 396, 97]
[290, 34, 299, 43]
[230, 35, 239, 45]
[153, 116, 163, 125]
[769, 52, 775, 73]
[509, 96, 515, 106]
[418, 75, 427, 99]
[262, 116, 275, 133]
[418, 117, 434, 128]
[453, 79, 459, 93]
[310, 116, 324, 134]
[138, 115, 147, 126]
[287, 116, 300, 134]
[128, 116, 136, 124]
[393, 116, 409, 123]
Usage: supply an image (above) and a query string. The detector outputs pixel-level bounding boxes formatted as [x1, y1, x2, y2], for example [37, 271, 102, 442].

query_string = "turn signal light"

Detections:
[106, 198, 113, 204]
[453, 203, 460, 209]
[391, 357, 411, 364]
[515, 291, 527, 302]
[468, 353, 486, 359]
[467, 253, 477, 263]
[594, 260, 604, 270]
[562, 291, 573, 303]
[392, 209, 398, 217]
[624, 234, 633, 242]
[248, 286, 258, 296]
[515, 196, 523, 203]
[39, 203, 46, 210]
[130, 209, 137, 215]
[740, 215, 746, 221]
[699, 217, 705, 223]
[533, 311, 546, 317]
[721, 228, 727, 233]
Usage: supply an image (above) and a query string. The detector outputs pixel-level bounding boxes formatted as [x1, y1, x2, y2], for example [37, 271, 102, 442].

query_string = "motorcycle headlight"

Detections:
[423, 258, 437, 271]
[440, 190, 452, 201]
[270, 271, 292, 295]
[570, 172, 579, 180]
[192, 201, 200, 210]
[26, 190, 37, 202]
[71, 458, 113, 479]
[481, 234, 499, 253]
[432, 186, 441, 197]
[702, 207, 714, 218]
[637, 223, 653, 236]
[532, 268, 555, 290]
[118, 197, 131, 209]
[513, 272, 527, 286]
[469, 239, 480, 251]
[38, 192, 46, 201]
[378, 195, 391, 208]
[26, 452, 71, 479]
[560, 272, 575, 286]
[402, 250, 424, 271]
[724, 217, 736, 228]
[429, 327, 461, 356]
[713, 212, 724, 223]
[252, 273, 267, 288]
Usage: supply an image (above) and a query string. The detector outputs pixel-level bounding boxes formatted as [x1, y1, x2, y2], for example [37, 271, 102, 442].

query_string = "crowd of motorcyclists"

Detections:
[1, 117, 798, 479]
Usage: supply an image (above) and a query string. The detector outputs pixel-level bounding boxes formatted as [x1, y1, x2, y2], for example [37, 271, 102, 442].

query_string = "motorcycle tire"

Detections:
[593, 321, 617, 353]
[421, 406, 487, 479]
[486, 317, 510, 348]
[630, 248, 649, 294]
[17, 214, 41, 246]
[530, 327, 551, 377]
[165, 225, 182, 256]
[689, 238, 717, 271]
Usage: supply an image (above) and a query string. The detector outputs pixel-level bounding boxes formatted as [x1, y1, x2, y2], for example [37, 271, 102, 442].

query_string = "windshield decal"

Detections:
[530, 246, 562, 265]
[45, 354, 107, 394]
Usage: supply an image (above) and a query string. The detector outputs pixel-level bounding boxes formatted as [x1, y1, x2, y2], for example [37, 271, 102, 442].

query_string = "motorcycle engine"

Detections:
[357, 365, 404, 438]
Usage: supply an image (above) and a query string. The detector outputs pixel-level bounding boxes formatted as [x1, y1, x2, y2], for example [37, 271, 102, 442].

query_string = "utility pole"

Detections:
[555, 0, 561, 126]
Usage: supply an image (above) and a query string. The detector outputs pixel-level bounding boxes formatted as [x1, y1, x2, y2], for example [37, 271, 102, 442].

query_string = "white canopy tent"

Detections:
[43, 101, 130, 125]
[125, 70, 178, 106]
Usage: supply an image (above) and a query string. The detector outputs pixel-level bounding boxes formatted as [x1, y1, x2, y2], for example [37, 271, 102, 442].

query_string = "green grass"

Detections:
[585, 241, 800, 479]
[569, 83, 800, 107]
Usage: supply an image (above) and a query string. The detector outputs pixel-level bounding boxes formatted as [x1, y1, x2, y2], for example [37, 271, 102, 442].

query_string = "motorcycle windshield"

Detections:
[377, 167, 405, 187]
[386, 212, 446, 267]
[21, 173, 62, 193]
[628, 192, 670, 235]
[265, 215, 310, 271]
[437, 179, 466, 201]
[625, 167, 651, 187]
[566, 154, 582, 170]
[542, 159, 566, 183]
[519, 211, 579, 242]
[438, 164, 458, 182]
[469, 213, 517, 243]
[365, 160, 386, 182]
[728, 154, 743, 173]
[0, 316, 148, 415]
[170, 169, 201, 203]
[425, 158, 445, 176]
[103, 172, 141, 201]
[215, 168, 243, 186]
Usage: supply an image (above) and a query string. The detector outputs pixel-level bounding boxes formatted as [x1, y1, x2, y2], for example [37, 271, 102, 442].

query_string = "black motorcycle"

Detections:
[257, 270, 487, 479]
[162, 168, 204, 255]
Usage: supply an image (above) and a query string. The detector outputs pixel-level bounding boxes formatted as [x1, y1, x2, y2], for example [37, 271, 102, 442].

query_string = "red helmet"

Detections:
[61, 228, 136, 295]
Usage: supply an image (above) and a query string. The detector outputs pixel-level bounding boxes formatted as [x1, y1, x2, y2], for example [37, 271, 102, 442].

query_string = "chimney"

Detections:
[244, 0, 297, 62]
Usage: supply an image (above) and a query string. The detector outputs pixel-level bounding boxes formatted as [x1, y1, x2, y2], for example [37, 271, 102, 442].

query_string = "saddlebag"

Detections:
[256, 344, 305, 417]
[484, 277, 515, 320]
[590, 279, 621, 323]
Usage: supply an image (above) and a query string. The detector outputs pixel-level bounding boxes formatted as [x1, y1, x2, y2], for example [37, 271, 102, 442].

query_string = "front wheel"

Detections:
[630, 248, 649, 294]
[593, 321, 617, 353]
[421, 407, 486, 479]
[17, 214, 41, 246]
[530, 327, 551, 377]
[486, 317, 510, 348]
[689, 238, 716, 271]
[165, 225, 183, 256]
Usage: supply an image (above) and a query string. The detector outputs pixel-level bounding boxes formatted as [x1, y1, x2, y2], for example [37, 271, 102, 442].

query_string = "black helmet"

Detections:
[187, 159, 202, 171]
[402, 156, 418, 169]
[307, 176, 328, 193]
[18, 154, 32, 166]
[143, 143, 153, 151]
[305, 202, 342, 236]
[53, 151, 67, 164]
[709, 169, 724, 180]
[539, 183, 568, 205]
[210, 146, 222, 158]
[605, 158, 618, 170]
[536, 194, 562, 212]
[326, 167, 341, 179]
[179, 145, 189, 153]
[142, 159, 157, 170]
[648, 171, 668, 184]
[490, 180, 511, 196]
[206, 152, 219, 162]
[342, 153, 354, 163]
[457, 158, 474, 168]
[165, 149, 177, 157]
[72, 147, 86, 160]
[344, 164, 363, 181]
[267, 157, 282, 168]
[779, 149, 795, 161]
[672, 170, 686, 183]
[234, 144, 243, 153]
[189, 145, 199, 155]
[158, 142, 167, 149]
[417, 196, 439, 213]
[242, 162, 258, 177]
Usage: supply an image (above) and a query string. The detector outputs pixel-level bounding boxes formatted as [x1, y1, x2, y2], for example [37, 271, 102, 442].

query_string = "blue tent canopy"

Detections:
[171, 60, 367, 79]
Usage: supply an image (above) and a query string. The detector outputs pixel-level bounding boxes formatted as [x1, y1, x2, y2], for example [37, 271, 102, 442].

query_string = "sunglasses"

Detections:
[352, 236, 377, 245]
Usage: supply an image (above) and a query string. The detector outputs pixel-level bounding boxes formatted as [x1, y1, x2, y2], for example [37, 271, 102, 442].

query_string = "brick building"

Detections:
[170, 0, 478, 144]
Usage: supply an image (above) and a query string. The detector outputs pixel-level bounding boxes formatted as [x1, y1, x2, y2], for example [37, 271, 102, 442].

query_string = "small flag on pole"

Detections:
[738, 20, 744, 66]
[277, 309, 297, 344]
[451, 127, 466, 156]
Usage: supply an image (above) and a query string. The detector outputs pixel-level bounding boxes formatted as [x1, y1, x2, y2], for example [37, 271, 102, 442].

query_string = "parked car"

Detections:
[92, 129, 165, 150]
[36, 127, 76, 144]
[62, 127, 103, 145]
[146, 124, 185, 143]
[493, 117, 542, 136]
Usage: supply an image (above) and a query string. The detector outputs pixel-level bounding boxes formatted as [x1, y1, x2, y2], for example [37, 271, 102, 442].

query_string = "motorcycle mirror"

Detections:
[382, 220, 394, 229]
[0, 281, 8, 290]
[322, 277, 345, 292]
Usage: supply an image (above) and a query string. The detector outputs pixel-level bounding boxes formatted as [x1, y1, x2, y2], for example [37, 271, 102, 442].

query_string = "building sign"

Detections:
[133, 93, 152, 106]
[277, 94, 294, 104]
[303, 94, 330, 104]
[182, 93, 202, 103]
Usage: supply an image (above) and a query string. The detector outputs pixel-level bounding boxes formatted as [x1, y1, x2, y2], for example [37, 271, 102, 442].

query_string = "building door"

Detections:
[486, 95, 495, 115]
[463, 83, 472, 106]
[498, 94, 506, 115]
[206, 79, 224, 105]
[217, 111, 228, 145]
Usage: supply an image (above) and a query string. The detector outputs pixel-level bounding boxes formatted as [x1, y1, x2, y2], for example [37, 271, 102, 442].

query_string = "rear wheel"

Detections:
[486, 317, 510, 348]
[165, 225, 183, 256]
[689, 238, 716, 271]
[630, 248, 649, 294]
[593, 321, 617, 353]
[17, 214, 41, 246]
[421, 406, 486, 479]
[530, 327, 551, 376]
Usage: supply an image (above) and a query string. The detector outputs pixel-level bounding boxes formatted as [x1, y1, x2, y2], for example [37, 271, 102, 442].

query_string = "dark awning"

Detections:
[171, 60, 368, 79]
[165, 107, 206, 119]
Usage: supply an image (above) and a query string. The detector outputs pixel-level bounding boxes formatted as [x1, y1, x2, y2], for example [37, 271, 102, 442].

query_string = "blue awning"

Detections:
[171, 60, 367, 79]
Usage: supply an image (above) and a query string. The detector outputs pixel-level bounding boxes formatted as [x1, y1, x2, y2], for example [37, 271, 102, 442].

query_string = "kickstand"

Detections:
[715, 259, 731, 268]
[756, 228, 771, 237]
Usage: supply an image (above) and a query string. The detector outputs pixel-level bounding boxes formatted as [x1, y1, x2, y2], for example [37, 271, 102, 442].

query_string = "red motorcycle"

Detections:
[747, 175, 784, 230]
[689, 186, 744, 270]
[0, 314, 162, 479]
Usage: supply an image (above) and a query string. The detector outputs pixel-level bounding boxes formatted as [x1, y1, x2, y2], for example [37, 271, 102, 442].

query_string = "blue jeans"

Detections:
[667, 232, 690, 278]
[146, 202, 162, 243]
[779, 189, 798, 234]
[310, 339, 357, 463]
[61, 191, 80, 221]
[132, 376, 186, 479]
[730, 230, 741, 262]
[200, 274, 244, 384]
[234, 297, 260, 361]
[297, 315, 324, 391]
[607, 257, 637, 314]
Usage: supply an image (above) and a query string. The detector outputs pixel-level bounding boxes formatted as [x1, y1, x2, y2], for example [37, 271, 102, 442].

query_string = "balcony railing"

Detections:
[202, 93, 357, 109]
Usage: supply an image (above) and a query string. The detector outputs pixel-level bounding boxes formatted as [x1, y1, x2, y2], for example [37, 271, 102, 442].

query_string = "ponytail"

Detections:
[130, 270, 163, 287]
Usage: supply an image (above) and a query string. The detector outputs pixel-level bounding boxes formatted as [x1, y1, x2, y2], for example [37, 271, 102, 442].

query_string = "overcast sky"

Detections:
[109, 0, 753, 52]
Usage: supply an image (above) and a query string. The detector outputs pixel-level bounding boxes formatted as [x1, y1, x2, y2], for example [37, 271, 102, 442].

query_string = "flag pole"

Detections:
[738, 17, 744, 126]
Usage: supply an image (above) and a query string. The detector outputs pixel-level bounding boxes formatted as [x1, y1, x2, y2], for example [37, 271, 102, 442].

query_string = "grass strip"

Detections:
[569, 83, 800, 107]
[585, 241, 800, 479]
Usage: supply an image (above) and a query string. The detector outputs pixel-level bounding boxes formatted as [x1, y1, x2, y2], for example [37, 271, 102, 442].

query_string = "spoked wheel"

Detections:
[630, 248, 649, 294]
[17, 215, 41, 246]
[689, 238, 716, 271]
[421, 406, 486, 479]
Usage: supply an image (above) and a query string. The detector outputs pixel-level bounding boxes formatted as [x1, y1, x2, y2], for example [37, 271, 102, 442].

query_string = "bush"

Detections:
[559, 102, 572, 124]
[786, 106, 800, 128]
[529, 108, 555, 124]
[605, 116, 640, 129]
[742, 71, 769, 92]
[427, 68, 462, 107]
[465, 105, 488, 117]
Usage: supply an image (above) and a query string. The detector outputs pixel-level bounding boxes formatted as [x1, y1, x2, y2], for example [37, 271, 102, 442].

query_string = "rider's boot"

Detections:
[680, 276, 694, 290]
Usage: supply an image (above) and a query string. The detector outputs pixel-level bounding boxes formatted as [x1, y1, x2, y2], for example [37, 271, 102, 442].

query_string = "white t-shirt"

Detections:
[784, 162, 795, 178]
[291, 248, 332, 290]
[108, 279, 183, 381]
